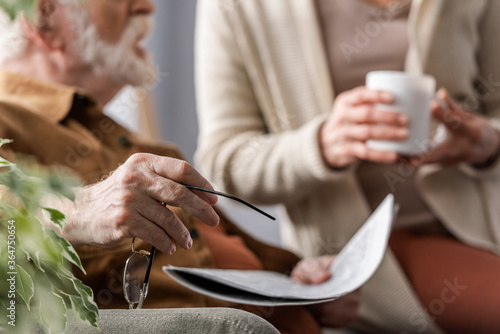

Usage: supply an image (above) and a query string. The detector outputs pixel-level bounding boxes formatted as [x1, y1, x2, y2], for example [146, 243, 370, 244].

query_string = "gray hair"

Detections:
[0, 0, 86, 65]
[0, 10, 28, 64]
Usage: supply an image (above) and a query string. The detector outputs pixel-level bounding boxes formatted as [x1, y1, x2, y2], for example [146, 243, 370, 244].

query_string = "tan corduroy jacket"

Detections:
[195, 0, 500, 332]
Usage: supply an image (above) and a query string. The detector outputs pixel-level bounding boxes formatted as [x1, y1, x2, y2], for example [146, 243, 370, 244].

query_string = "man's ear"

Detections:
[23, 0, 65, 52]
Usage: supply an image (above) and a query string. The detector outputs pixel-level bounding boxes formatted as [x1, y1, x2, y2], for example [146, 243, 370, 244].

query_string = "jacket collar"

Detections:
[0, 71, 95, 123]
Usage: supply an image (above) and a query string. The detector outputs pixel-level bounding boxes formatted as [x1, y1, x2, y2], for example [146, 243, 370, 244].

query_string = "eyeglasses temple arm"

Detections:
[138, 245, 156, 309]
[184, 185, 276, 221]
[144, 246, 156, 284]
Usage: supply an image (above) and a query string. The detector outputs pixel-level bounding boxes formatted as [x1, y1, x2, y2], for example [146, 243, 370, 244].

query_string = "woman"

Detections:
[195, 0, 500, 332]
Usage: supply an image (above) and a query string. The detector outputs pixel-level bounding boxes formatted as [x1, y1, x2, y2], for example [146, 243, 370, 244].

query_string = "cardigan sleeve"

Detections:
[458, 0, 500, 179]
[194, 0, 349, 205]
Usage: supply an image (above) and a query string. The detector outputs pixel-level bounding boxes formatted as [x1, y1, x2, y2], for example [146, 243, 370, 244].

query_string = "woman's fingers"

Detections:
[321, 86, 406, 168]
[341, 105, 409, 126]
[341, 87, 393, 106]
[333, 124, 409, 142]
[416, 140, 458, 165]
[291, 256, 336, 285]
[321, 141, 399, 167]
[326, 142, 398, 165]
[427, 89, 500, 166]
[431, 99, 480, 140]
[347, 142, 399, 163]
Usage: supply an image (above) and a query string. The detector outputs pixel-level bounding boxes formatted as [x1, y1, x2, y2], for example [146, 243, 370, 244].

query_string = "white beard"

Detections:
[65, 5, 157, 87]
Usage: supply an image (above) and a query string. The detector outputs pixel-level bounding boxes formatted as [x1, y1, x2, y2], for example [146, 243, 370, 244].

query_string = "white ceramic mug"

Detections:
[366, 71, 436, 155]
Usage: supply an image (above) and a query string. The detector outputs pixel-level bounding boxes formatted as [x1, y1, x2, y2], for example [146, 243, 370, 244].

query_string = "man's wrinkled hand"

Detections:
[64, 153, 219, 254]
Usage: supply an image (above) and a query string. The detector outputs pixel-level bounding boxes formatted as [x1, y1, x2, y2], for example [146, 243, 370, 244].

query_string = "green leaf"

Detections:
[0, 137, 99, 331]
[72, 279, 97, 309]
[0, 138, 13, 148]
[0, 0, 36, 21]
[0, 168, 43, 211]
[15, 264, 34, 310]
[41, 208, 67, 232]
[0, 157, 15, 167]
[24, 250, 45, 273]
[42, 229, 65, 265]
[52, 280, 78, 300]
[39, 291, 67, 334]
[0, 202, 21, 219]
[68, 295, 100, 330]
[70, 278, 100, 329]
[56, 265, 76, 280]
[53, 295, 91, 334]
[44, 174, 77, 202]
[59, 238, 86, 274]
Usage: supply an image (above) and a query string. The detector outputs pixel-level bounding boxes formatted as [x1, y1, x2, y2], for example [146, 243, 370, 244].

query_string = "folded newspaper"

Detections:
[163, 194, 395, 306]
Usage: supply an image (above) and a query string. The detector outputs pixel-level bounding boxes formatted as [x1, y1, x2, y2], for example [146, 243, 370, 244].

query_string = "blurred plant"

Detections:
[0, 139, 101, 333]
[0, 0, 36, 21]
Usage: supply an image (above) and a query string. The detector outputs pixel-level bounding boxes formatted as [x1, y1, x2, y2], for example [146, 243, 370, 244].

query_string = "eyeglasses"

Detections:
[123, 184, 275, 309]
[123, 237, 155, 309]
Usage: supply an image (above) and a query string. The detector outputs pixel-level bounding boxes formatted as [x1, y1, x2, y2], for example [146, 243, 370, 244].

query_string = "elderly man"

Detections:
[0, 0, 359, 333]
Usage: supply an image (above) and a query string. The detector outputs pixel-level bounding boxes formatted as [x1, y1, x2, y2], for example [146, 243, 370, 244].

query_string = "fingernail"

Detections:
[187, 238, 193, 249]
[207, 194, 218, 205]
[211, 214, 220, 226]
[399, 129, 409, 137]
[202, 210, 220, 227]
[169, 244, 176, 255]
[410, 156, 423, 167]
[435, 95, 448, 110]
[399, 115, 409, 124]
[437, 87, 447, 96]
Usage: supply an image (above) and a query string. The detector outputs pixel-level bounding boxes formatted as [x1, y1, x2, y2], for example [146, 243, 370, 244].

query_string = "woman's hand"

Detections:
[291, 255, 336, 284]
[308, 289, 361, 328]
[320, 86, 409, 169]
[414, 89, 500, 167]
[291, 255, 361, 328]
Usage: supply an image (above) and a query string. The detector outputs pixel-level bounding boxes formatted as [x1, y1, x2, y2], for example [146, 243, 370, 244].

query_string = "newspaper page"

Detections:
[163, 194, 395, 306]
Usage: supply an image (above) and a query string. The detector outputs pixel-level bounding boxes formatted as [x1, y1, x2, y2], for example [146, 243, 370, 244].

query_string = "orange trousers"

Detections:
[390, 230, 500, 334]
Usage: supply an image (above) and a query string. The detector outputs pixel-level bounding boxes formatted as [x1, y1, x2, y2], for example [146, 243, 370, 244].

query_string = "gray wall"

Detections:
[148, 0, 199, 163]
[146, 0, 282, 246]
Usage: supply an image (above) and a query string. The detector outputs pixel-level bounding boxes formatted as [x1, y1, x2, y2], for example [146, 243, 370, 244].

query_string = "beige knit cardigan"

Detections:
[195, 0, 500, 332]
